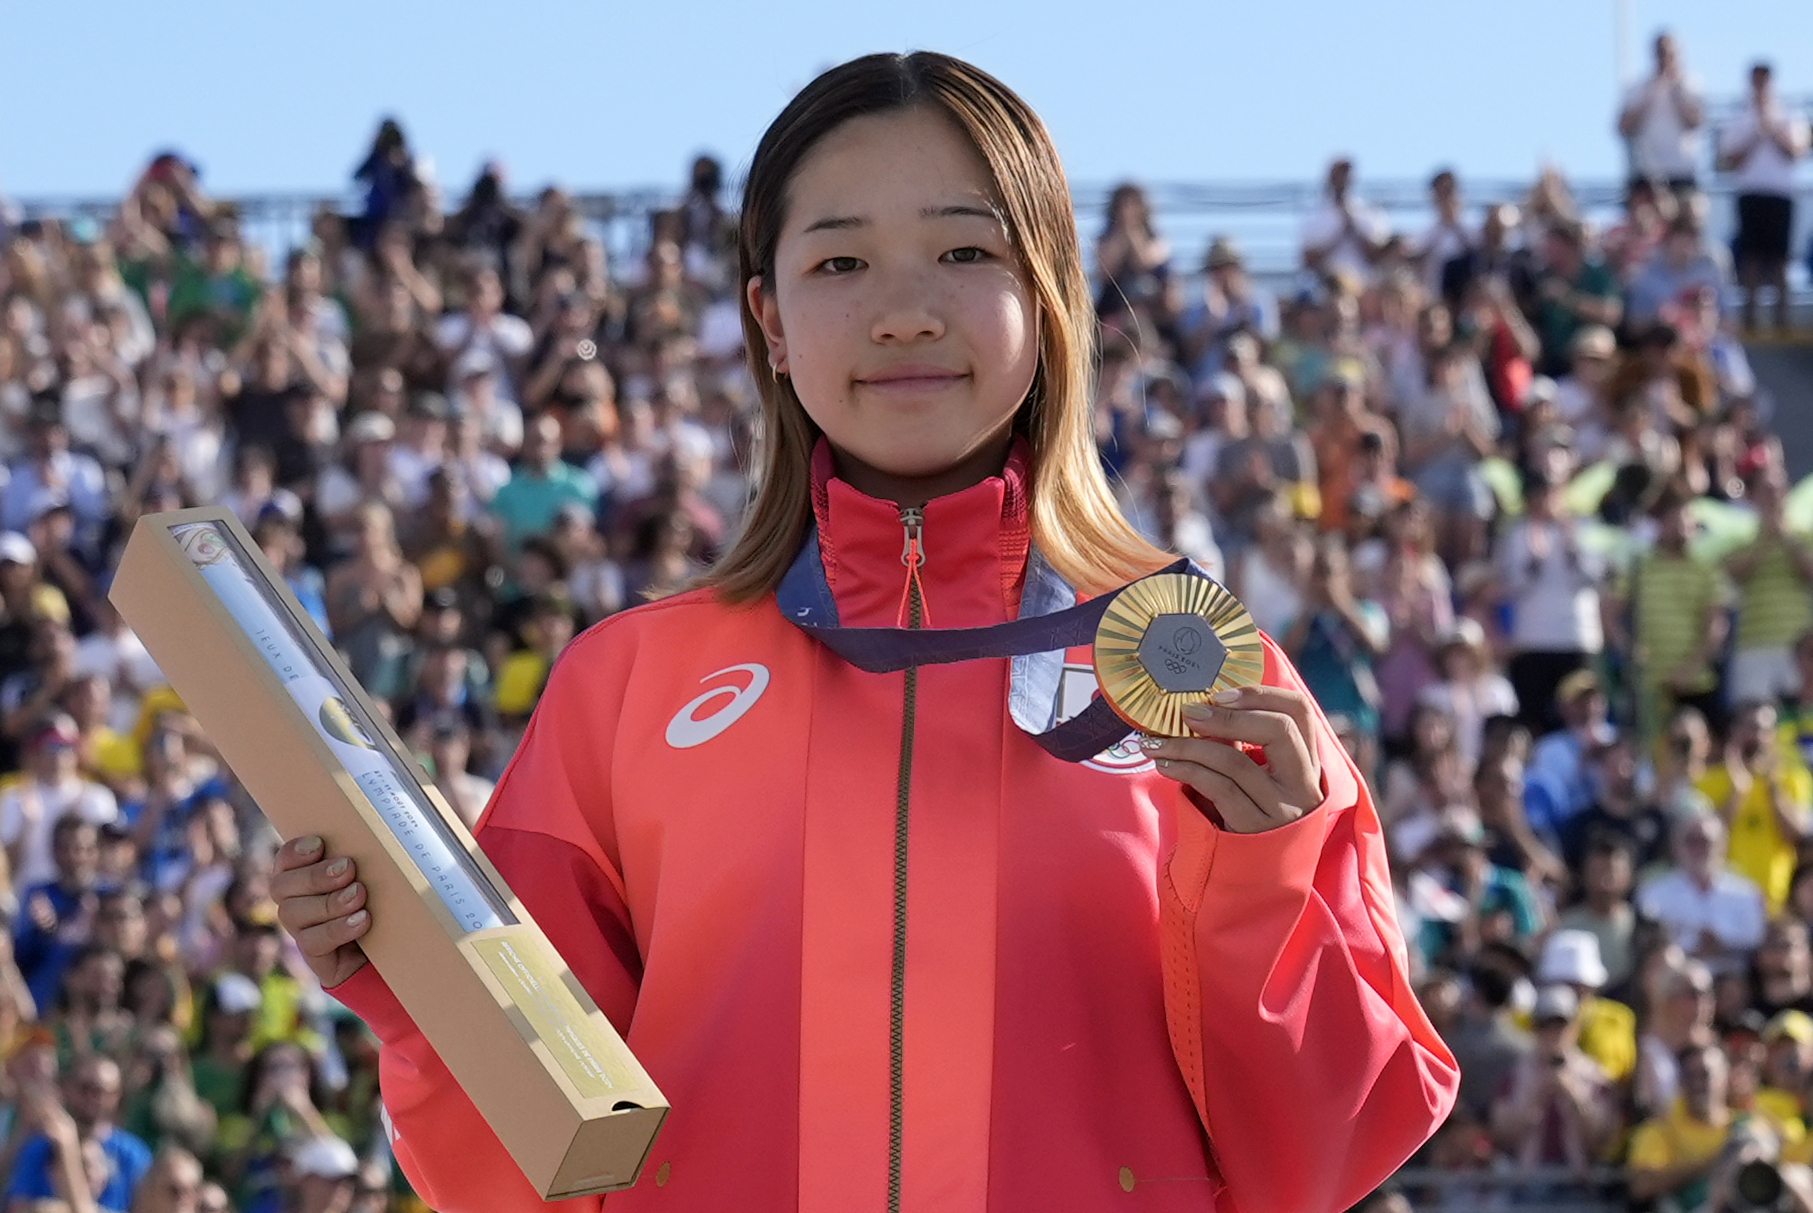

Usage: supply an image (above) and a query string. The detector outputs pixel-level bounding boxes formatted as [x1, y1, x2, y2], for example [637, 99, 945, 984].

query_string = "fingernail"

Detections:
[346, 910, 368, 927]
[337, 884, 361, 908]
[1210, 688, 1243, 705]
[326, 858, 350, 878]
[1139, 735, 1166, 752]
[1182, 702, 1213, 720]
[296, 836, 322, 856]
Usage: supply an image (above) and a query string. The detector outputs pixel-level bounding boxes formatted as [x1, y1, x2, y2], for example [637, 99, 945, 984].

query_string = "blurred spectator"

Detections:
[4, 54, 1812, 1205]
[1628, 1039, 1736, 1210]
[1094, 183, 1175, 329]
[1725, 473, 1813, 705]
[489, 413, 598, 554]
[1627, 211, 1731, 329]
[1638, 814, 1768, 975]
[1615, 485, 1729, 746]
[2, 717, 118, 891]
[1559, 737, 1672, 874]
[1488, 983, 1617, 1170]
[1494, 469, 1606, 732]
[1696, 698, 1810, 914]
[1618, 31, 1707, 195]
[1718, 61, 1809, 333]
[1300, 158, 1389, 281]
[4, 1053, 151, 1212]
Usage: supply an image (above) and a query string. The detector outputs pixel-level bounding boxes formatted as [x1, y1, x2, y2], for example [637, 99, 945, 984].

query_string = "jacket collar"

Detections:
[807, 438, 1031, 630]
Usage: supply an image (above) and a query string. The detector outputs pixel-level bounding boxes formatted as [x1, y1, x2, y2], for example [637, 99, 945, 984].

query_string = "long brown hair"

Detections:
[700, 51, 1169, 604]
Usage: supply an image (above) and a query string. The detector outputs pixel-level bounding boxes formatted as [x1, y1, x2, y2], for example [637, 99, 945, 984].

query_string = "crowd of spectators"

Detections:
[0, 27, 1811, 1213]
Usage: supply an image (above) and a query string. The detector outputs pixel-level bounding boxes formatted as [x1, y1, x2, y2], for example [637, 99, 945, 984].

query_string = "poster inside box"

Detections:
[108, 506, 668, 1199]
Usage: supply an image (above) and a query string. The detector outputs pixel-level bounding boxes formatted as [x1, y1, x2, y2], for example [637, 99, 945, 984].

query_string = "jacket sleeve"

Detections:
[1158, 633, 1459, 1213]
[331, 627, 643, 1212]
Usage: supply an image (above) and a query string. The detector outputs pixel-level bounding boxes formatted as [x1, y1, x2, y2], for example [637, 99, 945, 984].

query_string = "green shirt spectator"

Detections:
[489, 414, 599, 552]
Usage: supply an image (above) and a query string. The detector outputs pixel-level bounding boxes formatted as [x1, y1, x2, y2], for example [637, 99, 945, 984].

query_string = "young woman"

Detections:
[273, 52, 1456, 1213]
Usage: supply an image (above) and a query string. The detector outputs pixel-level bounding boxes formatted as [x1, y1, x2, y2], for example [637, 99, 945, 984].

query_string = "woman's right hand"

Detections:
[273, 836, 371, 989]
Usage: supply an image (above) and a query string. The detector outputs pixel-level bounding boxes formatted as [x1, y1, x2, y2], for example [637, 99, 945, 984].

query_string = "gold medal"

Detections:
[1092, 573, 1264, 737]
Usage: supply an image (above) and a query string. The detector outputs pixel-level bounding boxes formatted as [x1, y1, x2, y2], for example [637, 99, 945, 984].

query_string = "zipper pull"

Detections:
[897, 506, 929, 628]
[899, 506, 926, 568]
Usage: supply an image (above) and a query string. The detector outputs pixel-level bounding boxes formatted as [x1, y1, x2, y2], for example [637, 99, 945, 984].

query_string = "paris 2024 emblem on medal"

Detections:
[1092, 573, 1265, 737]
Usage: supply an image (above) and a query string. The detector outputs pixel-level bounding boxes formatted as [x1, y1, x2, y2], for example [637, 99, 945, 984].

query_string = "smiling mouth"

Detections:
[856, 371, 968, 391]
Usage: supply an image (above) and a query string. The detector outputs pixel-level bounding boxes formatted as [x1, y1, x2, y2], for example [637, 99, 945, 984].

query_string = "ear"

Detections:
[746, 275, 788, 376]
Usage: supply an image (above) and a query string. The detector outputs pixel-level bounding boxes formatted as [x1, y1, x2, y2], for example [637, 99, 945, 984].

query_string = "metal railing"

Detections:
[13, 91, 1813, 283]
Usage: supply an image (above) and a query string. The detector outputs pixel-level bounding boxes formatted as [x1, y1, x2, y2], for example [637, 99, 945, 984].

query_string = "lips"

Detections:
[855, 365, 968, 390]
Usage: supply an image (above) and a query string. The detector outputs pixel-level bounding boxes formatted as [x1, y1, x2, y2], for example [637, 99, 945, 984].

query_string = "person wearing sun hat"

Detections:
[1535, 928, 1637, 1082]
[1756, 1010, 1813, 1138]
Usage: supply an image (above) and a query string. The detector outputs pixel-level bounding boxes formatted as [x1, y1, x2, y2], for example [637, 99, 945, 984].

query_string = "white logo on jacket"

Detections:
[1057, 663, 1154, 774]
[665, 664, 772, 748]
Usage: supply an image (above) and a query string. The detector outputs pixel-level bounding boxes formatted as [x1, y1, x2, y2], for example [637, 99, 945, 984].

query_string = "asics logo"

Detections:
[665, 664, 772, 749]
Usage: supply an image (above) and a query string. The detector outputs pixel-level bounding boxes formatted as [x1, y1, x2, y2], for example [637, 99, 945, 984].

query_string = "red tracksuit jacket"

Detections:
[332, 452, 1458, 1212]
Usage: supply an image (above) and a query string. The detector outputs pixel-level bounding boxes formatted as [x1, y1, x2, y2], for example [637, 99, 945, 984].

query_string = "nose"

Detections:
[869, 270, 945, 345]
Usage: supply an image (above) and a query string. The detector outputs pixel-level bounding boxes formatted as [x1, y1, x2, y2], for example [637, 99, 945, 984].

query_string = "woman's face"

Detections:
[750, 106, 1040, 497]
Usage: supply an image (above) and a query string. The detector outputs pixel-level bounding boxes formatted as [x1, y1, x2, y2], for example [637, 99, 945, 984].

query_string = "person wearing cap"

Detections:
[451, 349, 526, 460]
[1488, 983, 1617, 1171]
[1554, 324, 1617, 439]
[1759, 1009, 1813, 1132]
[290, 1134, 362, 1212]
[1526, 668, 1616, 838]
[390, 392, 452, 510]
[0, 713, 119, 893]
[1177, 236, 1277, 383]
[1534, 928, 1637, 1083]
[190, 973, 265, 1123]
[1695, 698, 1812, 915]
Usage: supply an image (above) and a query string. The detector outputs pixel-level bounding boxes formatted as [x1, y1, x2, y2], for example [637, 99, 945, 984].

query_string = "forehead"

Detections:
[784, 107, 1004, 230]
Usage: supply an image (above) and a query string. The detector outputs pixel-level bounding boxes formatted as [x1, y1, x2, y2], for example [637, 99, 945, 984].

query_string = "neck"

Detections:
[827, 432, 1014, 509]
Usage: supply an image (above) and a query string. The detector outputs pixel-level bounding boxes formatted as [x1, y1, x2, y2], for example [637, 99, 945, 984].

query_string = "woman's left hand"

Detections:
[1144, 686, 1325, 834]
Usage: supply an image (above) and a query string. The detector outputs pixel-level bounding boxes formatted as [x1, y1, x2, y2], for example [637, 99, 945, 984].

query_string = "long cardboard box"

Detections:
[109, 506, 667, 1198]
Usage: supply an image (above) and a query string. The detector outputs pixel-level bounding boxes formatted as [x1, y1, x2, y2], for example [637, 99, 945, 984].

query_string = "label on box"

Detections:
[170, 520, 513, 934]
[469, 934, 633, 1101]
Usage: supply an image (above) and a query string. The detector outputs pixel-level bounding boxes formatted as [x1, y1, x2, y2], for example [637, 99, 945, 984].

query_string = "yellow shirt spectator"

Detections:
[1627, 1098, 1734, 1211]
[1698, 719, 1813, 915]
[493, 651, 551, 719]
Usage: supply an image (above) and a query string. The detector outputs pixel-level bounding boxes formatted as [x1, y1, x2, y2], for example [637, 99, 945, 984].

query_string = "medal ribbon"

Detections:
[776, 530, 1206, 763]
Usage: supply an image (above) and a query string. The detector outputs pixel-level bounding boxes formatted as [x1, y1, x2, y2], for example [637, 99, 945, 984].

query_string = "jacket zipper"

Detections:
[888, 505, 924, 1213]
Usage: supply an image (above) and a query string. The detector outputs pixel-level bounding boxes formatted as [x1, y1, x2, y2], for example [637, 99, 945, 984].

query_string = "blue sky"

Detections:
[3, 0, 1810, 202]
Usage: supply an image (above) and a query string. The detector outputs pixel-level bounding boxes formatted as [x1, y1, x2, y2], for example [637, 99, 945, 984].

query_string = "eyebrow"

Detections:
[799, 203, 1005, 235]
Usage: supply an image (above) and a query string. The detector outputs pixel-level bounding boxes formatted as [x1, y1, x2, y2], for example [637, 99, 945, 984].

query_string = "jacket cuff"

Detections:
[328, 963, 418, 1045]
[1205, 795, 1335, 891]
